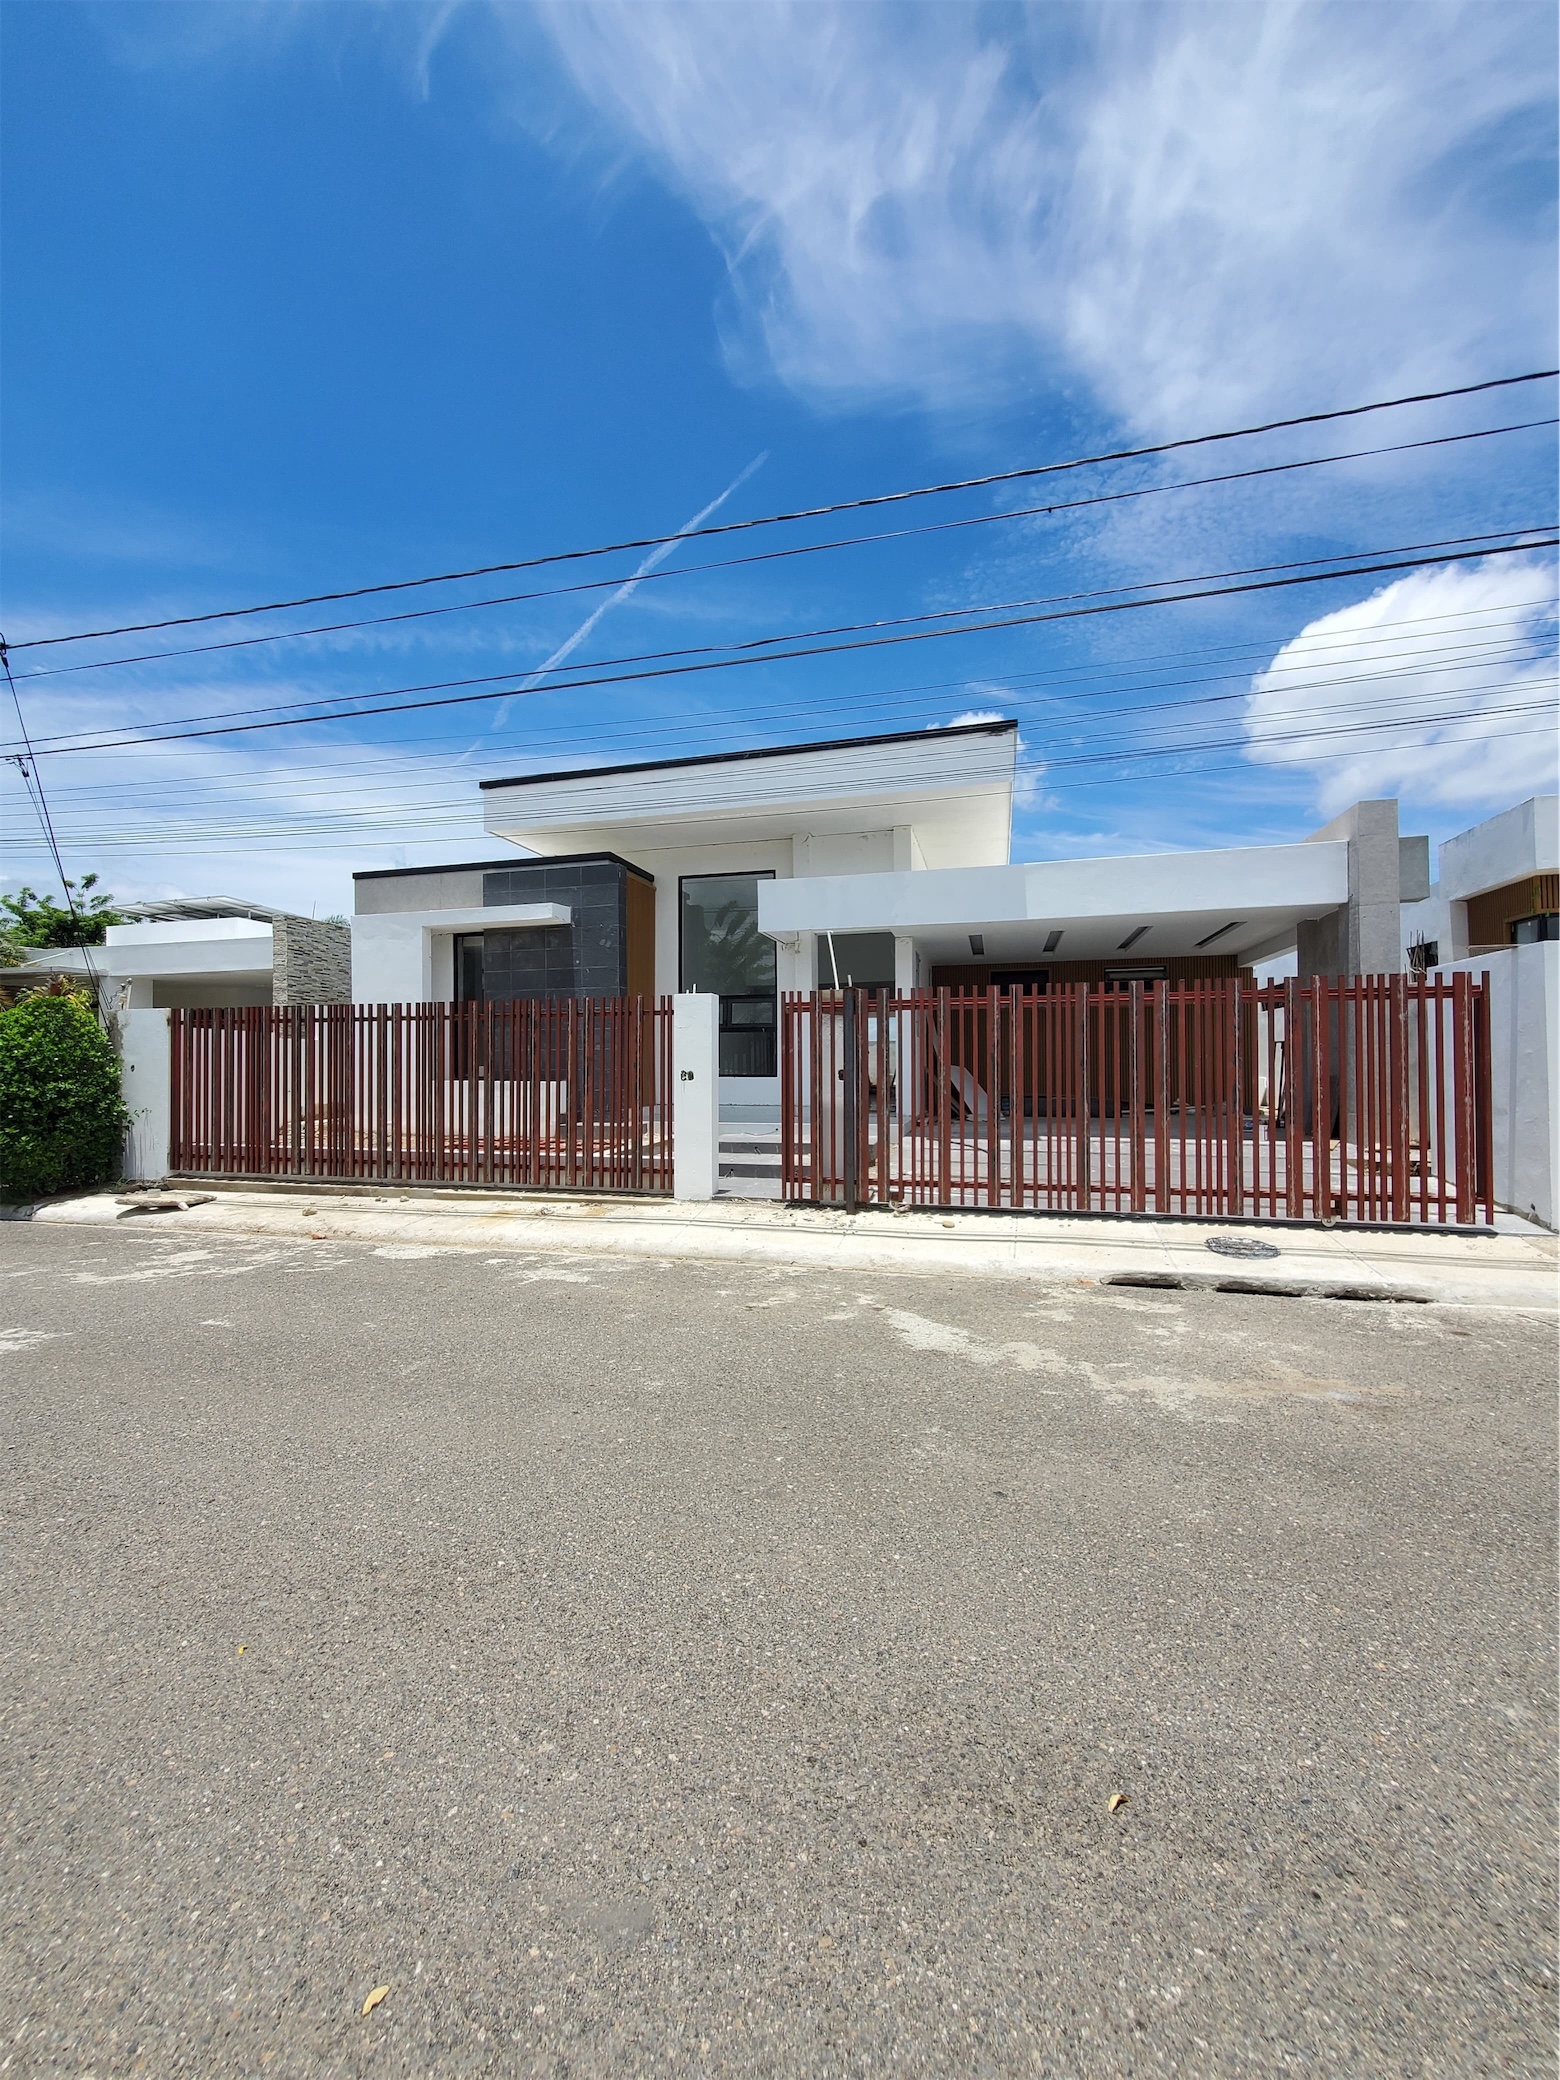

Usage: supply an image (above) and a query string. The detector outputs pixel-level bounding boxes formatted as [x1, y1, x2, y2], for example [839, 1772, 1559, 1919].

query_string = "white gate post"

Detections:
[118, 1008, 172, 1183]
[673, 992, 720, 1201]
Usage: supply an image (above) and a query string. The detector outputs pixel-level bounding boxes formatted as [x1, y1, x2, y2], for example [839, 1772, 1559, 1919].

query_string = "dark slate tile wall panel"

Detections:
[480, 860, 628, 1000]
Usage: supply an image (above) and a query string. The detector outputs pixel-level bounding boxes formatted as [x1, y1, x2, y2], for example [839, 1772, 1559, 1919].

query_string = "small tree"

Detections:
[0, 986, 129, 1200]
[1, 874, 122, 949]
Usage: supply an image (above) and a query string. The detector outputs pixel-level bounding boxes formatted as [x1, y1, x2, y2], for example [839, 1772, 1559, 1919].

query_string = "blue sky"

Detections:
[1, 0, 1556, 916]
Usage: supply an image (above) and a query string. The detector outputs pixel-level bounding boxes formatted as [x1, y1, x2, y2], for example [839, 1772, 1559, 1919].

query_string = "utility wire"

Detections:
[0, 636, 102, 1007]
[10, 367, 1557, 654]
[9, 599, 1547, 817]
[12, 527, 1552, 751]
[52, 594, 1546, 790]
[13, 530, 1554, 759]
[13, 415, 1553, 682]
[16, 713, 1555, 855]
[32, 637, 1548, 817]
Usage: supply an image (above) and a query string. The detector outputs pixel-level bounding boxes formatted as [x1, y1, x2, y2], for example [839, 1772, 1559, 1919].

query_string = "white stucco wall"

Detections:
[1439, 944, 1558, 1229]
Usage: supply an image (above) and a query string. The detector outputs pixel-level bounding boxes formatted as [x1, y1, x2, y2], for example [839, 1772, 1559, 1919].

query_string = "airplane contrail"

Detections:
[489, 452, 768, 731]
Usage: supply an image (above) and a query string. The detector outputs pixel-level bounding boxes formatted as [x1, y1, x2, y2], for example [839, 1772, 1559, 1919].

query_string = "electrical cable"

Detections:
[14, 678, 1553, 842]
[10, 367, 1556, 653]
[0, 636, 102, 1005]
[33, 635, 1549, 818]
[11, 527, 1553, 753]
[64, 596, 1547, 793]
[12, 531, 1553, 759]
[13, 414, 1553, 682]
[16, 714, 1555, 856]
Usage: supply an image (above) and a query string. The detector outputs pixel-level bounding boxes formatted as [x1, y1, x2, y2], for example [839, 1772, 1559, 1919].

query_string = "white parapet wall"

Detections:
[118, 1008, 172, 1184]
[1441, 943, 1558, 1229]
[672, 992, 721, 1202]
[351, 903, 572, 1003]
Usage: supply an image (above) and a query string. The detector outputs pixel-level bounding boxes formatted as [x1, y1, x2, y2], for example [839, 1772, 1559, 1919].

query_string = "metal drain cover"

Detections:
[1206, 1233, 1281, 1260]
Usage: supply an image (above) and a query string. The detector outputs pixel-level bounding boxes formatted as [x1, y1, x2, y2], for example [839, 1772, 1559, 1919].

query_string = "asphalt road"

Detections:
[1, 1221, 1554, 2078]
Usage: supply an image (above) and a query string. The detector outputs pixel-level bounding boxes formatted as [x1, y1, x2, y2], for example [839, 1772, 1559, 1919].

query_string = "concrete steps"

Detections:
[718, 1118, 783, 1200]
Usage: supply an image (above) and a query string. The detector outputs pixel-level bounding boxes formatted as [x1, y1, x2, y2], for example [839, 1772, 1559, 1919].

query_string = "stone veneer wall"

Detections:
[272, 916, 352, 1005]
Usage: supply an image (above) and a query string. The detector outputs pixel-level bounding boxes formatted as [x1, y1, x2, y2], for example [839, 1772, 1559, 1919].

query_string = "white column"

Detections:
[672, 992, 721, 1201]
[894, 936, 917, 992]
[118, 1008, 172, 1183]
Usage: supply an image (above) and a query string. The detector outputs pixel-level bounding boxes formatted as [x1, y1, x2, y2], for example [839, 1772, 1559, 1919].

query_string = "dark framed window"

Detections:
[1512, 913, 1559, 945]
[455, 934, 485, 1004]
[680, 872, 777, 1077]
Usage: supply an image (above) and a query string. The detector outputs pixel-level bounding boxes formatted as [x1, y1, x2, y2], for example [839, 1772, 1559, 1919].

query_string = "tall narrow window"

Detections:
[680, 872, 777, 1077]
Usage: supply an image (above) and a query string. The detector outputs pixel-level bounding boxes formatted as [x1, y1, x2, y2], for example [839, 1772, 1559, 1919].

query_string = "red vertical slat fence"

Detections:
[169, 998, 674, 1194]
[780, 977, 1492, 1228]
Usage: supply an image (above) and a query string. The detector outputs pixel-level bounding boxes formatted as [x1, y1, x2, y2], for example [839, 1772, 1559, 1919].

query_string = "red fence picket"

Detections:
[169, 998, 674, 1194]
[780, 978, 1493, 1227]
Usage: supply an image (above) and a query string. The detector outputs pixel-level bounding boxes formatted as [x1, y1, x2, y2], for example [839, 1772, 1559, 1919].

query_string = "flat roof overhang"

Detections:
[758, 840, 1350, 964]
[479, 722, 1016, 868]
[20, 939, 274, 982]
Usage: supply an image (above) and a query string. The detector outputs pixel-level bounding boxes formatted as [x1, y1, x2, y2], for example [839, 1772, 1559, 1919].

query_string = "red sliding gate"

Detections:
[781, 977, 1492, 1227]
[170, 999, 674, 1193]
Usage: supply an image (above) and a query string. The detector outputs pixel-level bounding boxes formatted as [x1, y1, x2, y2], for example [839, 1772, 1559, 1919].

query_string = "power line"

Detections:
[0, 637, 101, 1005]
[6, 597, 1548, 825]
[12, 528, 1554, 753]
[29, 635, 1549, 817]
[96, 599, 1557, 788]
[14, 415, 1553, 682]
[14, 659, 1552, 835]
[14, 712, 1554, 856]
[10, 368, 1556, 654]
[12, 531, 1554, 759]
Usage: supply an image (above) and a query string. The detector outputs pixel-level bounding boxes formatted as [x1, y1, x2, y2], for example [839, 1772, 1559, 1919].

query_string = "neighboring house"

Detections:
[1400, 796, 1559, 969]
[1402, 798, 1560, 1229]
[3, 898, 351, 1009]
[352, 720, 1429, 1117]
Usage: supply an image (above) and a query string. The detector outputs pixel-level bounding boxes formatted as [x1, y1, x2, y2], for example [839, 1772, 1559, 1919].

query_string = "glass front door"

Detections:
[679, 872, 777, 1077]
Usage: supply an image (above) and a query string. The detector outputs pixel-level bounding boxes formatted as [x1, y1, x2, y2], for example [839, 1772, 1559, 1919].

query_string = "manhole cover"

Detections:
[1206, 1233, 1281, 1260]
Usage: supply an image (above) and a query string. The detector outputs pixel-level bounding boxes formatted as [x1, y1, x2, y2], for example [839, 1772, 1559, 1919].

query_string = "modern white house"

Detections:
[4, 898, 351, 1010]
[352, 720, 1430, 1115]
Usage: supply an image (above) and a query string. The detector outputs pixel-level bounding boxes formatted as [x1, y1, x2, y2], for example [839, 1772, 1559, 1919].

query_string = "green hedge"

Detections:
[0, 992, 129, 1201]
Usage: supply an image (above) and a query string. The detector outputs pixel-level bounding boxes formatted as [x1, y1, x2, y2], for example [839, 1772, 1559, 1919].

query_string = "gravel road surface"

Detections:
[1, 1221, 1554, 2077]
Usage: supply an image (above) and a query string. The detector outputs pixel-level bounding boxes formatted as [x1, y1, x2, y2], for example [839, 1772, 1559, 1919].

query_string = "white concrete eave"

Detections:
[368, 904, 572, 934]
[21, 939, 273, 982]
[758, 841, 1350, 964]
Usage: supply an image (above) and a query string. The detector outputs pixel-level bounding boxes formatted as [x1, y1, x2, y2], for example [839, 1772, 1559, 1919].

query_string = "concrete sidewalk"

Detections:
[24, 1181, 1559, 1311]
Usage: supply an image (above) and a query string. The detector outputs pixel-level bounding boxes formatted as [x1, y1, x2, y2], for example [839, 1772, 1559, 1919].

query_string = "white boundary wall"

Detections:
[1440, 944, 1558, 1229]
[672, 993, 720, 1202]
[118, 1008, 172, 1184]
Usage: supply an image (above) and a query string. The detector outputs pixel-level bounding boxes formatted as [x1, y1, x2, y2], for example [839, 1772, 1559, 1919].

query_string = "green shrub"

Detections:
[0, 990, 129, 1200]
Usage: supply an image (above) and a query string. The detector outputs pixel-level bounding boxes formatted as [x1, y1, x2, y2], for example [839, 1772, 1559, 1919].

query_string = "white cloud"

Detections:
[524, 0, 1556, 428]
[1242, 554, 1558, 815]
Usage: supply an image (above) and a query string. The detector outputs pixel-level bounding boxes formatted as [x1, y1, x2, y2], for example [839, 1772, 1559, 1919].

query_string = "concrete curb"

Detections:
[26, 1184, 1558, 1313]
